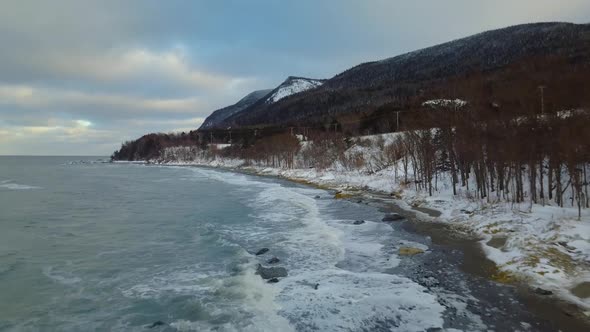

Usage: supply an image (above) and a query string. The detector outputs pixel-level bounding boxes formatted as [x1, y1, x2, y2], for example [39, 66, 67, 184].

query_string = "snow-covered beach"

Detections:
[138, 134, 590, 315]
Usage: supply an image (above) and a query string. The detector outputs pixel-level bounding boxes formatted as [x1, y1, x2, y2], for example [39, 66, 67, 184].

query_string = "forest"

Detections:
[116, 102, 590, 220]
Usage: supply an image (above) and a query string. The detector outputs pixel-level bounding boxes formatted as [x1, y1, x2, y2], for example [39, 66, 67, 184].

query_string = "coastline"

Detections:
[118, 158, 590, 328]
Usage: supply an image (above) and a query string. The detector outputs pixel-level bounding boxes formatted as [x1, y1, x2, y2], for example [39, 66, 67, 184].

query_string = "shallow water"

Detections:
[0, 157, 579, 331]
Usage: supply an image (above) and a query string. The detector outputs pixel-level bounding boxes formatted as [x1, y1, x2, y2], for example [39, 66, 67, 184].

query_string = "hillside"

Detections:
[210, 76, 325, 129]
[327, 22, 589, 89]
[222, 22, 590, 129]
[199, 89, 272, 129]
[114, 22, 590, 160]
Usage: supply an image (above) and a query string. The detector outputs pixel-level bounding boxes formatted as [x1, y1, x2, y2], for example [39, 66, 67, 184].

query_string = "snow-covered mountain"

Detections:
[200, 76, 325, 129]
[224, 22, 589, 128]
[199, 89, 272, 129]
[265, 76, 324, 103]
[197, 23, 589, 130]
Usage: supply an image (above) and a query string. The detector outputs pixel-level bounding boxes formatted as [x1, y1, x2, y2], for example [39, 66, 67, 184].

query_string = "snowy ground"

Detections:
[148, 138, 590, 312]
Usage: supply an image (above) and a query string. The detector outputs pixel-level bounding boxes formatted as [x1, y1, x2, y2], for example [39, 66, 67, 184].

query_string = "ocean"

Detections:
[0, 157, 567, 331]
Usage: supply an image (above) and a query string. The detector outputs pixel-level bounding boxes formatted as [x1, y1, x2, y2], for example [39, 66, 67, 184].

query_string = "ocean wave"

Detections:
[167, 262, 294, 332]
[121, 267, 224, 300]
[242, 179, 445, 330]
[42, 266, 82, 285]
[122, 260, 294, 332]
[0, 180, 42, 190]
[191, 167, 262, 188]
[277, 269, 444, 331]
[334, 219, 402, 272]
[178, 167, 444, 331]
[0, 262, 19, 276]
[64, 159, 109, 165]
[251, 185, 344, 274]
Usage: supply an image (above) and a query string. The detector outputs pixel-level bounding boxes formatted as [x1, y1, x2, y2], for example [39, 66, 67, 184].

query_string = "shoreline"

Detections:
[125, 160, 590, 329]
[364, 192, 590, 331]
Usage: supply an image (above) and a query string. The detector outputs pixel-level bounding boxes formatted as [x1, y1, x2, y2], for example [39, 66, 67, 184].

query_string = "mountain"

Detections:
[326, 22, 589, 89]
[200, 77, 325, 129]
[199, 89, 272, 129]
[114, 22, 590, 160]
[221, 22, 590, 129]
[205, 76, 325, 129]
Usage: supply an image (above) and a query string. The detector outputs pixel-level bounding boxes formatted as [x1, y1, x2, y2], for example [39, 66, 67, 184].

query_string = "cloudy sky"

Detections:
[1, 0, 588, 155]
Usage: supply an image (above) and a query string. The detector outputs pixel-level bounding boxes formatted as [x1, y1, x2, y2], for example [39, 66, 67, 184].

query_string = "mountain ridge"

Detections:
[199, 89, 272, 129]
[326, 22, 589, 89]
[217, 22, 589, 128]
[203, 76, 325, 129]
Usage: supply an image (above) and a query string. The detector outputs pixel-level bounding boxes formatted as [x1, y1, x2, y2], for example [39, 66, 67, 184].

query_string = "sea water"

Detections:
[0, 156, 446, 331]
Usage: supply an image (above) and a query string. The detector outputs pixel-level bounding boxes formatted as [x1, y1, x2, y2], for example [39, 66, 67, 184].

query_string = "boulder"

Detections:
[256, 264, 288, 279]
[314, 195, 321, 199]
[353, 220, 365, 225]
[382, 213, 405, 222]
[534, 287, 553, 296]
[267, 257, 280, 264]
[267, 278, 280, 284]
[255, 248, 269, 256]
[149, 321, 166, 328]
[557, 241, 577, 252]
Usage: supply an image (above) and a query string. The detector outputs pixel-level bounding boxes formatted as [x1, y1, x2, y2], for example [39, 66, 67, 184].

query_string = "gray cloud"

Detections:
[0, 0, 588, 155]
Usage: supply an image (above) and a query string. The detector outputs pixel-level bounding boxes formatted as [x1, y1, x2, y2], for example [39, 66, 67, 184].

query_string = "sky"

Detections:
[0, 0, 588, 156]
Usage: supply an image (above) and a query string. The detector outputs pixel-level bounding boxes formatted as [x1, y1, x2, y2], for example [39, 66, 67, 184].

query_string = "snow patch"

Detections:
[267, 78, 323, 103]
[422, 99, 468, 109]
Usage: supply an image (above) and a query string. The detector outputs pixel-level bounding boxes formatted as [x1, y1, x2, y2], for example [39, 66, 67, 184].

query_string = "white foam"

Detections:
[121, 266, 225, 300]
[244, 183, 445, 330]
[42, 266, 81, 285]
[0, 180, 42, 190]
[252, 185, 345, 274]
[335, 220, 402, 272]
[277, 269, 444, 331]
[177, 167, 445, 331]
[167, 262, 294, 332]
[190, 167, 262, 188]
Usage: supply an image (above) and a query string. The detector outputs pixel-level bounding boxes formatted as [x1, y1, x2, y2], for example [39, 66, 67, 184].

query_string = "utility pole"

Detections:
[538, 85, 546, 115]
